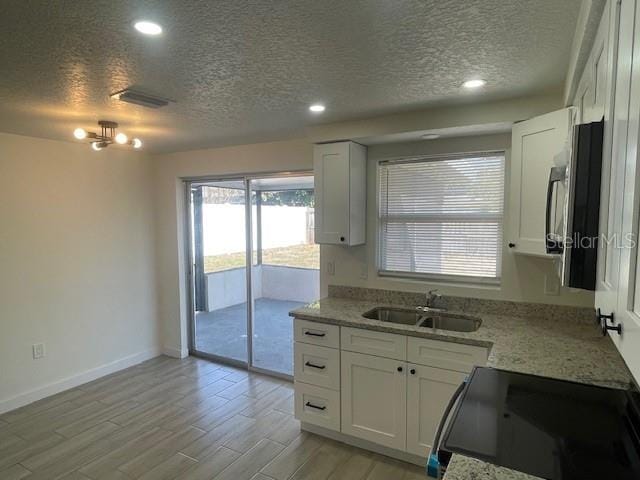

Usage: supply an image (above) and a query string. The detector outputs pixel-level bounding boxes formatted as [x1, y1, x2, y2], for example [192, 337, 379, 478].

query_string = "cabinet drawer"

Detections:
[294, 382, 340, 432]
[294, 319, 340, 349]
[294, 342, 340, 390]
[407, 337, 488, 373]
[341, 327, 407, 361]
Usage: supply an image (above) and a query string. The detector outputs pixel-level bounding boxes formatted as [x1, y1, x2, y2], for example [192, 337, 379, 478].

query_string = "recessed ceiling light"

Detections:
[462, 79, 486, 89]
[309, 104, 325, 113]
[422, 133, 440, 140]
[134, 21, 162, 35]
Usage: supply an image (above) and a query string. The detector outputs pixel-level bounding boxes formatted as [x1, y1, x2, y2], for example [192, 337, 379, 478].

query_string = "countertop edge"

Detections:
[290, 311, 495, 349]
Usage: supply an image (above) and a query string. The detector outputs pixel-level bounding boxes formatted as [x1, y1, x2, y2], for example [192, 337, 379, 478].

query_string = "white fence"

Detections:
[202, 204, 313, 256]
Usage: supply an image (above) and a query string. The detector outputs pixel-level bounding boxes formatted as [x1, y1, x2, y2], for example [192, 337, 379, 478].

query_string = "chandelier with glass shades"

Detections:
[73, 121, 143, 151]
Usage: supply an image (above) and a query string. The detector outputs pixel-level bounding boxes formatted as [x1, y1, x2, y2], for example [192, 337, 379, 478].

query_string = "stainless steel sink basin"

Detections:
[361, 306, 425, 325]
[362, 307, 482, 332]
[418, 313, 482, 332]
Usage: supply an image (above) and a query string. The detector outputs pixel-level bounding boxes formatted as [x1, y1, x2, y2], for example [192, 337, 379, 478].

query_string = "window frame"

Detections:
[375, 150, 506, 285]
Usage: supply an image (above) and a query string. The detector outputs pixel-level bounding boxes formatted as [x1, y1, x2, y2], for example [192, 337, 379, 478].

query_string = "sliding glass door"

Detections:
[189, 179, 250, 365]
[188, 173, 319, 377]
[249, 177, 319, 375]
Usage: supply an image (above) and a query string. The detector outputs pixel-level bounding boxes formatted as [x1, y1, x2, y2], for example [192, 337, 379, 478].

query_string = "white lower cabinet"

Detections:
[294, 342, 340, 390]
[406, 364, 467, 457]
[293, 319, 486, 461]
[294, 381, 341, 431]
[340, 350, 407, 450]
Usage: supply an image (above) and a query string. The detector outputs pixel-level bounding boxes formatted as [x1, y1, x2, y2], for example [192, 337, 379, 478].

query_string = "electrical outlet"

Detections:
[359, 264, 368, 280]
[32, 343, 45, 359]
[326, 261, 335, 276]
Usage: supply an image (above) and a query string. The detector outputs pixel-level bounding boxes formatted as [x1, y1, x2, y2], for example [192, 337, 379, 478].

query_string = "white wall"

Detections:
[153, 139, 313, 358]
[261, 265, 319, 303]
[0, 132, 160, 413]
[206, 267, 260, 310]
[321, 133, 595, 307]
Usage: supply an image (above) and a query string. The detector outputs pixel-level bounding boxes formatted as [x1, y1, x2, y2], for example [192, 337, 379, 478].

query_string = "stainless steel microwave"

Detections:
[546, 119, 604, 290]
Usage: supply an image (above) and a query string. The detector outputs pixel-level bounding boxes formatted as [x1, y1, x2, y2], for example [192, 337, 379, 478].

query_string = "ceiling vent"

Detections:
[110, 89, 170, 109]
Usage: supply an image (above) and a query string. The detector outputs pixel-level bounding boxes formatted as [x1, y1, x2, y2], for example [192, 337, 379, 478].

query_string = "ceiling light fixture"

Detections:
[134, 21, 162, 35]
[73, 121, 143, 151]
[422, 133, 441, 140]
[462, 79, 486, 89]
[73, 128, 87, 140]
[309, 104, 326, 113]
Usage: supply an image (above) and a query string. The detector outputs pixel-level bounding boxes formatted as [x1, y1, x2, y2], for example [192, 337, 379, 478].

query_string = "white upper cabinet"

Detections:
[314, 141, 366, 246]
[508, 108, 573, 256]
[589, 0, 640, 385]
[576, 3, 611, 125]
[607, 0, 640, 383]
[595, 0, 624, 320]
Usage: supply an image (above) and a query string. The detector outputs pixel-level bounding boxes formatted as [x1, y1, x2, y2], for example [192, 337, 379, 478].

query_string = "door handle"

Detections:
[596, 308, 614, 325]
[304, 331, 325, 337]
[305, 361, 326, 370]
[597, 309, 621, 336]
[545, 166, 566, 254]
[603, 323, 622, 336]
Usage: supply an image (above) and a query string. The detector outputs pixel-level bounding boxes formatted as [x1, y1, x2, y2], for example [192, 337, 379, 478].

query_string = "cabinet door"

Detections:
[509, 108, 572, 256]
[314, 142, 350, 244]
[406, 365, 466, 457]
[592, 6, 610, 122]
[596, 0, 625, 319]
[575, 67, 594, 125]
[611, 0, 640, 383]
[341, 351, 406, 450]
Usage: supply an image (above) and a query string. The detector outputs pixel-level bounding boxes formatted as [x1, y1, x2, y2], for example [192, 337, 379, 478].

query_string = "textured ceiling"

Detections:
[0, 0, 582, 153]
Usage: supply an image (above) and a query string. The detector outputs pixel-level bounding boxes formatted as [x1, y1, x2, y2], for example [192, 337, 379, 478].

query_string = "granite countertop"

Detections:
[290, 296, 633, 480]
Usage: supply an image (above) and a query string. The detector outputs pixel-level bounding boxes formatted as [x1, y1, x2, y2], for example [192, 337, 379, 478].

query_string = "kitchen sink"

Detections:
[417, 313, 482, 332]
[362, 306, 482, 332]
[361, 306, 426, 325]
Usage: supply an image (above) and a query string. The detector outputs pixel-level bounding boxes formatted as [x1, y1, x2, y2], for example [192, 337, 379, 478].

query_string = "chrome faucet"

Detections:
[417, 289, 446, 312]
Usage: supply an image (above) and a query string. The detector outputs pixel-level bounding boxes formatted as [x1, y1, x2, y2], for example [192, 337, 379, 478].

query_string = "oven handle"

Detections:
[427, 378, 468, 478]
[545, 166, 566, 254]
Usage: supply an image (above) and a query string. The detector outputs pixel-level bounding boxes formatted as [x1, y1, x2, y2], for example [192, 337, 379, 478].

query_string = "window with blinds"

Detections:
[378, 152, 505, 282]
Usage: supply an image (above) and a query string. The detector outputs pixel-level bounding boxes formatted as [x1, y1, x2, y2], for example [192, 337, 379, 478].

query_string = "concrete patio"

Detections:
[195, 297, 306, 375]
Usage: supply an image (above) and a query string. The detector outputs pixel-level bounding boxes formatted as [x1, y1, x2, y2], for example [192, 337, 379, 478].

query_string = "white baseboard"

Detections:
[163, 345, 189, 359]
[0, 346, 162, 415]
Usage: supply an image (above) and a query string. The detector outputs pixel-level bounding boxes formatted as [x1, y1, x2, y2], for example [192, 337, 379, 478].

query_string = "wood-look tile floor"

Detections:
[0, 356, 425, 480]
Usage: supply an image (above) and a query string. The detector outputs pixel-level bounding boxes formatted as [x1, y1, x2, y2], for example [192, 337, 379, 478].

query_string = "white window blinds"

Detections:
[378, 153, 505, 281]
